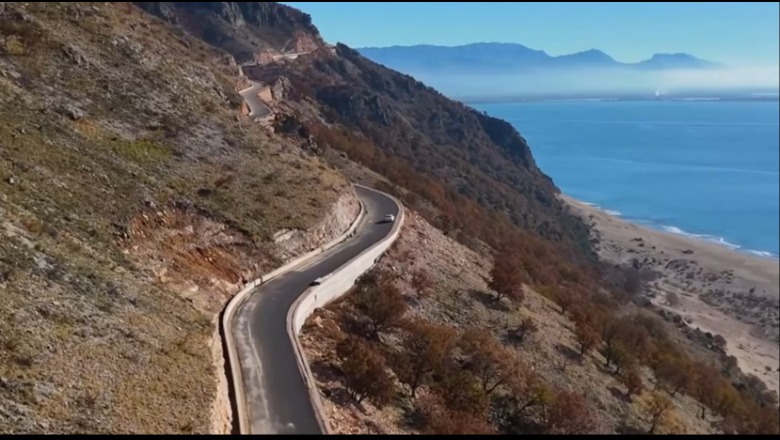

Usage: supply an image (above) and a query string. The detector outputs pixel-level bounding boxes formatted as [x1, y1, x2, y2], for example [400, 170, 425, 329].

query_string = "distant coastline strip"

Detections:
[581, 201, 779, 260]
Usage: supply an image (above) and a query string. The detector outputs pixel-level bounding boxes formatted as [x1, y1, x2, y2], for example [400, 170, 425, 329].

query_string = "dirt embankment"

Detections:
[272, 191, 361, 261]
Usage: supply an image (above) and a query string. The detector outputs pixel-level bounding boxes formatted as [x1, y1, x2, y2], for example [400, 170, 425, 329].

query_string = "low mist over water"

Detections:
[416, 66, 780, 100]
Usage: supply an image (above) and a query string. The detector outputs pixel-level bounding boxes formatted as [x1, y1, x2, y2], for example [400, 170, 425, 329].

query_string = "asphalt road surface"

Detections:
[232, 186, 400, 434]
[238, 81, 272, 119]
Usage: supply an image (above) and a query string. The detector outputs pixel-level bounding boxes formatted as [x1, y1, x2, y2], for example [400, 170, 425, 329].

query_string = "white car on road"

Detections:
[382, 214, 395, 223]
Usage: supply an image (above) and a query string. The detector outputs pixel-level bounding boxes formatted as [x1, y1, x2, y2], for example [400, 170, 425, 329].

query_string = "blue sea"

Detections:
[475, 100, 780, 259]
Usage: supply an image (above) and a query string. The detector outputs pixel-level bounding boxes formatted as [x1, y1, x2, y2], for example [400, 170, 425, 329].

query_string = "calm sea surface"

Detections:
[475, 100, 780, 258]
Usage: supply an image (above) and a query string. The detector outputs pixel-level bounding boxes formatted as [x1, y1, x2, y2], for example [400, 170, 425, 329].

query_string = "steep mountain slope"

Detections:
[299, 213, 731, 434]
[248, 44, 595, 252]
[133, 2, 325, 63]
[141, 1, 600, 299]
[0, 2, 356, 434]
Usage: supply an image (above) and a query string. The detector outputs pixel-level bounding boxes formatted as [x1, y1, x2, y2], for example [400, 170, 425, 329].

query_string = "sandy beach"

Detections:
[563, 195, 780, 394]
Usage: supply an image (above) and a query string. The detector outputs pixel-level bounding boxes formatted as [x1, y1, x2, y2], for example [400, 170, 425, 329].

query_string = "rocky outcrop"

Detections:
[273, 190, 361, 261]
[136, 2, 179, 25]
[135, 2, 325, 63]
[269, 76, 292, 101]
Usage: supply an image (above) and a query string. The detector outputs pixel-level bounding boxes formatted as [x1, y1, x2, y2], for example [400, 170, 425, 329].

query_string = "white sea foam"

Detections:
[748, 250, 778, 259]
[660, 225, 741, 249]
[582, 201, 622, 218]
[579, 198, 779, 260]
[658, 225, 779, 259]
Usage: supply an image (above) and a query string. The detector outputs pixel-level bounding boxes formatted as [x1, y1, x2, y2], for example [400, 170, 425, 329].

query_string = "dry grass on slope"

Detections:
[301, 211, 722, 435]
[1, 2, 349, 433]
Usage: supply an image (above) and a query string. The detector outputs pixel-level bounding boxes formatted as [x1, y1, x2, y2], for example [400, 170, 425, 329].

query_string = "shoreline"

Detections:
[576, 200, 779, 262]
[562, 194, 780, 394]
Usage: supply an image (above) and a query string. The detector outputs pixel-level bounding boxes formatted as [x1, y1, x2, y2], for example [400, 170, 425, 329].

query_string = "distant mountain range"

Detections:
[356, 43, 720, 74]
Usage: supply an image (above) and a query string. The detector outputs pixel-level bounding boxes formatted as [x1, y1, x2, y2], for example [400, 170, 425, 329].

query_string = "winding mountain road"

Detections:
[231, 186, 400, 434]
[237, 50, 315, 121]
[238, 81, 272, 119]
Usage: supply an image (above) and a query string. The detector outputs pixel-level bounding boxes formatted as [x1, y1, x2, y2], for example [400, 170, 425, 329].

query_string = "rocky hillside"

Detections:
[0, 2, 355, 434]
[250, 45, 594, 257]
[139, 3, 595, 266]
[301, 209, 778, 435]
[133, 2, 325, 63]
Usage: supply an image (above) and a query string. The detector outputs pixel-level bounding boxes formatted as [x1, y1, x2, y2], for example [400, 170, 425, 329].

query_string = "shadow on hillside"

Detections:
[469, 289, 511, 312]
[309, 359, 340, 383]
[338, 315, 371, 340]
[616, 421, 647, 435]
[554, 343, 581, 362]
[400, 403, 426, 431]
[310, 359, 371, 415]
[608, 385, 632, 404]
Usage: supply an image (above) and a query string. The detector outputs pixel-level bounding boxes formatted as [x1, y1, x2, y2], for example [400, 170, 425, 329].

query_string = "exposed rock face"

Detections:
[138, 2, 180, 25]
[135, 2, 325, 63]
[270, 76, 292, 101]
[273, 190, 361, 261]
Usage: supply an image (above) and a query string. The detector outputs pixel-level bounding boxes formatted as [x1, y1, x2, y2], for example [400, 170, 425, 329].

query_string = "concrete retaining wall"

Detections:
[286, 185, 405, 434]
[221, 187, 366, 434]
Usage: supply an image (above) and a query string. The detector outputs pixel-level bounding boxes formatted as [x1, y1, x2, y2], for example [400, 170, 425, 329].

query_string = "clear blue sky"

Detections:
[282, 2, 779, 66]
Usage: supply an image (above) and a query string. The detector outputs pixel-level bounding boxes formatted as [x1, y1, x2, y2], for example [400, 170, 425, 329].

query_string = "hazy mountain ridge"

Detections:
[356, 43, 780, 100]
[356, 42, 719, 74]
